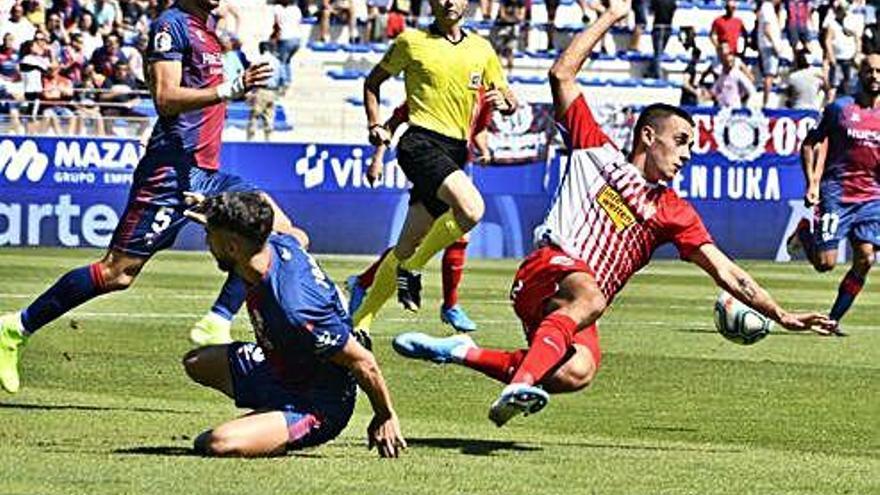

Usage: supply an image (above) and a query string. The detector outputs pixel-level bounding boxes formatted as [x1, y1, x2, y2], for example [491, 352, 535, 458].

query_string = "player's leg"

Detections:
[181, 344, 235, 397]
[347, 247, 392, 317]
[0, 211, 160, 393]
[195, 411, 290, 457]
[828, 241, 873, 333]
[440, 235, 477, 332]
[545, 0, 559, 52]
[351, 203, 434, 331]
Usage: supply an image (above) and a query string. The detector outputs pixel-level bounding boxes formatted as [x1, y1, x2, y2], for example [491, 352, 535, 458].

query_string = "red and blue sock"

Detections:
[21, 263, 109, 335]
[829, 269, 865, 323]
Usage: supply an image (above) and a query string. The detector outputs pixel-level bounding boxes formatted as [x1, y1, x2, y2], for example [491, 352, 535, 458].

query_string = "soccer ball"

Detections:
[713, 291, 773, 345]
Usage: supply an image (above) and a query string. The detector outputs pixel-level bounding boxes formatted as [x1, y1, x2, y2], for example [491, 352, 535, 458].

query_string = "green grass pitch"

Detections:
[0, 248, 877, 494]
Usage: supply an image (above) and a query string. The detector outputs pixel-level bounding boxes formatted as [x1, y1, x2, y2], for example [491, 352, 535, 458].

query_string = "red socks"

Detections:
[358, 248, 392, 288]
[442, 240, 468, 308]
[463, 348, 527, 383]
[511, 314, 578, 385]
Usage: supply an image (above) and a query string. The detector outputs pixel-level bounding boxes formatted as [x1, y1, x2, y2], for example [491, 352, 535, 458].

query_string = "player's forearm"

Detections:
[800, 142, 824, 189]
[153, 86, 222, 117]
[717, 265, 786, 323]
[349, 354, 397, 418]
[364, 74, 384, 127]
[549, 11, 620, 82]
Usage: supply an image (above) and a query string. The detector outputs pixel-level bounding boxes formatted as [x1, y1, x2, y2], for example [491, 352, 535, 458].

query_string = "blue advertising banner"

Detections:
[0, 106, 827, 260]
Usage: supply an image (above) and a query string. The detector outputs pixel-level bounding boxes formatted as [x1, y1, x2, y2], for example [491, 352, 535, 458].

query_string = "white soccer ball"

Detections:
[713, 291, 773, 345]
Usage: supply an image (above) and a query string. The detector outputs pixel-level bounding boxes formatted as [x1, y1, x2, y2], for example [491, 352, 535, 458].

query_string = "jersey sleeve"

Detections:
[659, 191, 714, 260]
[557, 93, 612, 150]
[378, 34, 410, 76]
[482, 46, 508, 90]
[147, 15, 187, 63]
[807, 101, 840, 142]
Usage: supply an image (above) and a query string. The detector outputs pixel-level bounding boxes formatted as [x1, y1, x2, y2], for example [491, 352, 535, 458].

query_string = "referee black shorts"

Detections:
[396, 126, 469, 218]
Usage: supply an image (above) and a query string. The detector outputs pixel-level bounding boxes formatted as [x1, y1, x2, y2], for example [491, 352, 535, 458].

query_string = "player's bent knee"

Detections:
[815, 260, 836, 273]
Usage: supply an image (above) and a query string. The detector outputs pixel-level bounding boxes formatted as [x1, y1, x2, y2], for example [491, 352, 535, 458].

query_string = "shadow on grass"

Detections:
[115, 446, 198, 457]
[561, 441, 743, 454]
[407, 437, 542, 456]
[675, 328, 814, 338]
[0, 402, 198, 415]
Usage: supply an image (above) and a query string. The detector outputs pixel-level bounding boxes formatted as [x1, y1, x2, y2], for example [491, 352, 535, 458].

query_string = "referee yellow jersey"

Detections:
[378, 25, 508, 141]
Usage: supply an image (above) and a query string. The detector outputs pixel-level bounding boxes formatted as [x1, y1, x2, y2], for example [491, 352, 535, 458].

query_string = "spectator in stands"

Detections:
[91, 32, 127, 77]
[50, 0, 84, 30]
[60, 31, 86, 83]
[680, 26, 703, 106]
[478, 0, 491, 21]
[73, 11, 102, 59]
[757, 0, 787, 108]
[710, 0, 747, 55]
[19, 38, 49, 131]
[0, 32, 17, 79]
[0, 31, 22, 133]
[99, 59, 145, 134]
[219, 31, 244, 82]
[248, 41, 281, 141]
[83, 0, 120, 34]
[647, 0, 675, 79]
[366, 0, 390, 42]
[629, 0, 648, 51]
[45, 11, 69, 61]
[319, 0, 358, 43]
[785, 0, 813, 53]
[1, 4, 37, 50]
[710, 43, 756, 108]
[40, 61, 76, 134]
[385, 0, 407, 39]
[216, 0, 242, 35]
[272, 0, 301, 87]
[823, 2, 859, 100]
[543, 0, 561, 52]
[121, 33, 146, 82]
[22, 0, 46, 29]
[787, 48, 826, 109]
[862, 8, 880, 54]
[490, 0, 524, 70]
[73, 63, 105, 135]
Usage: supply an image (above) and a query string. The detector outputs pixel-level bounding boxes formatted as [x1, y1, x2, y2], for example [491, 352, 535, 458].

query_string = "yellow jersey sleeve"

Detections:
[378, 33, 411, 76]
[482, 45, 508, 90]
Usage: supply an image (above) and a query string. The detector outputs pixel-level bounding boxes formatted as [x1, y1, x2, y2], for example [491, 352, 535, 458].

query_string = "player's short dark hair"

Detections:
[633, 104, 695, 142]
[203, 192, 274, 248]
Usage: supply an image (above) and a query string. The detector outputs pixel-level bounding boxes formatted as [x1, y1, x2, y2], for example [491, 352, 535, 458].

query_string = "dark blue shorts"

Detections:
[109, 159, 257, 257]
[815, 198, 880, 251]
[227, 342, 355, 450]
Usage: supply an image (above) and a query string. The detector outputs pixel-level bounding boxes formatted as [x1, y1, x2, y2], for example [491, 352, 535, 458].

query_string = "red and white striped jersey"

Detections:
[534, 95, 713, 300]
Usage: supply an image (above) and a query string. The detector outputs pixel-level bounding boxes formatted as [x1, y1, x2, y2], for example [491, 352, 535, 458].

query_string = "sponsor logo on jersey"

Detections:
[596, 184, 636, 231]
[468, 71, 481, 90]
[549, 255, 575, 267]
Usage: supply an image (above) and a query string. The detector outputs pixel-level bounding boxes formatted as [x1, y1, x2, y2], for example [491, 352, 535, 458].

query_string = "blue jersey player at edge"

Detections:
[0, 0, 307, 394]
[182, 192, 406, 458]
[788, 52, 880, 336]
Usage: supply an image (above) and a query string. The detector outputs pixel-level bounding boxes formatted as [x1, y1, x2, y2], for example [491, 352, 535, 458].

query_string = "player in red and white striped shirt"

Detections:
[393, 0, 835, 427]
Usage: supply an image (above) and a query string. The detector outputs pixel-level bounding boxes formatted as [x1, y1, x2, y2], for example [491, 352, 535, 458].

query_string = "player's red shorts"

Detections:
[510, 244, 602, 368]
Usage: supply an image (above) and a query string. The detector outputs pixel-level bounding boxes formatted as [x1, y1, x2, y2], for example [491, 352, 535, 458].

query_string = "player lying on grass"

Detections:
[393, 0, 836, 428]
[182, 191, 405, 457]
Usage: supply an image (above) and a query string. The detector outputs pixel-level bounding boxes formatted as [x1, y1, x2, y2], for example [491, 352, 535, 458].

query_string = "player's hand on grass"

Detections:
[367, 144, 386, 187]
[777, 311, 836, 334]
[368, 124, 392, 146]
[367, 412, 406, 458]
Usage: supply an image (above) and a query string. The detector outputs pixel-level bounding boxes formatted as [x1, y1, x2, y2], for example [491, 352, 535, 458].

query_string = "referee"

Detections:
[354, 0, 517, 336]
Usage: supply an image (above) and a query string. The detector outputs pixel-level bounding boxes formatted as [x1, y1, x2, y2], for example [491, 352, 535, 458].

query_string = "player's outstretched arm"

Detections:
[688, 244, 836, 332]
[548, 0, 630, 119]
[150, 61, 272, 117]
[330, 337, 406, 458]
